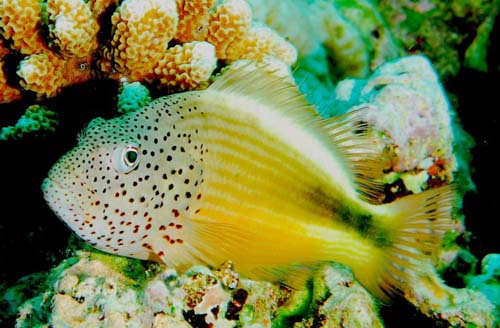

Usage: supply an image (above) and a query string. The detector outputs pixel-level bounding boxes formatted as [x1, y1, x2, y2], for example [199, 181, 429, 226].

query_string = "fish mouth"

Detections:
[41, 177, 66, 212]
[42, 177, 84, 225]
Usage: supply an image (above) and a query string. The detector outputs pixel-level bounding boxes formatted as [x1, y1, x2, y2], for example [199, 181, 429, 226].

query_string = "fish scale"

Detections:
[43, 65, 455, 300]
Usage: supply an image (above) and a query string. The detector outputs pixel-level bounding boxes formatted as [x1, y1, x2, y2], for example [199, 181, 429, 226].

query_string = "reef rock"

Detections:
[6, 250, 385, 328]
[331, 55, 473, 194]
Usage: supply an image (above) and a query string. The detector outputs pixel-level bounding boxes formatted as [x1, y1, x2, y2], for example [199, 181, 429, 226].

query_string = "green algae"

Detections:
[272, 287, 312, 328]
[464, 0, 500, 71]
[378, 0, 499, 79]
[0, 105, 58, 141]
[68, 235, 161, 289]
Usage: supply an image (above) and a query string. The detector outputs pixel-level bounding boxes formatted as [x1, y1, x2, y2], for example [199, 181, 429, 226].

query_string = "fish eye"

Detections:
[112, 144, 140, 174]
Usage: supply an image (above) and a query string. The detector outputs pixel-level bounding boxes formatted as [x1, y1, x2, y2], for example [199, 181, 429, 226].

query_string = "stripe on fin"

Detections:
[210, 62, 318, 123]
[211, 63, 385, 203]
[315, 107, 385, 204]
[368, 184, 456, 300]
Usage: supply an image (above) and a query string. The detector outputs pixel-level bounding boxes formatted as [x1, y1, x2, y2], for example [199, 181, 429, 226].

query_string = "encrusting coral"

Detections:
[0, 104, 58, 140]
[0, 0, 296, 103]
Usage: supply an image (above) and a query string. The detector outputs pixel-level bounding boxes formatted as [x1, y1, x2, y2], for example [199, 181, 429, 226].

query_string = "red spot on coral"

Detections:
[427, 159, 448, 188]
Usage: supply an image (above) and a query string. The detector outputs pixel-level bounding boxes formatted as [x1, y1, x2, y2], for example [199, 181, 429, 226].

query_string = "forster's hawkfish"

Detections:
[42, 64, 454, 299]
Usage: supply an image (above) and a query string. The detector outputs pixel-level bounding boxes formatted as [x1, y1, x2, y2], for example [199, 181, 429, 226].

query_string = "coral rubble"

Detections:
[5, 251, 385, 327]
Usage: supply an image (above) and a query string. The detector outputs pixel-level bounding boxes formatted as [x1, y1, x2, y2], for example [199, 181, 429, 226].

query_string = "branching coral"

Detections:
[175, 0, 217, 42]
[0, 0, 48, 55]
[0, 0, 297, 104]
[45, 0, 100, 57]
[17, 53, 92, 98]
[102, 0, 179, 81]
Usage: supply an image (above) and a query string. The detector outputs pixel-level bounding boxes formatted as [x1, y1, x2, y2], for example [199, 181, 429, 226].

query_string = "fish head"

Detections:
[42, 113, 182, 260]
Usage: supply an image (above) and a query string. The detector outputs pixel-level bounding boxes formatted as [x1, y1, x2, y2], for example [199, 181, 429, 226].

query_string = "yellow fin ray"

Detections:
[315, 108, 386, 204]
[362, 184, 456, 300]
[210, 63, 320, 123]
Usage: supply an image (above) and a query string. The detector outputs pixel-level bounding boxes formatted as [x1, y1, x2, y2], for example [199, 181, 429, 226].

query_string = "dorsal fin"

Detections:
[210, 62, 385, 203]
[210, 61, 318, 122]
[314, 107, 385, 204]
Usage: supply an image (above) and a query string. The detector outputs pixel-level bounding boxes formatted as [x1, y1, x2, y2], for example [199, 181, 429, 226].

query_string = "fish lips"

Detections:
[42, 177, 84, 230]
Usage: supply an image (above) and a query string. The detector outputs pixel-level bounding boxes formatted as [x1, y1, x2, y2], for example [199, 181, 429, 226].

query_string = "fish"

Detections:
[42, 64, 455, 300]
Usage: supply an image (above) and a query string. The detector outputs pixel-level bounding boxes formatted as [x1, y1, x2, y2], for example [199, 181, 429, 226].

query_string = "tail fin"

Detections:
[369, 184, 456, 300]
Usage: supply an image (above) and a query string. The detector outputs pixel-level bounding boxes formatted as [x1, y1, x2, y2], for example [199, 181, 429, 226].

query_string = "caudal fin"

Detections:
[369, 184, 456, 300]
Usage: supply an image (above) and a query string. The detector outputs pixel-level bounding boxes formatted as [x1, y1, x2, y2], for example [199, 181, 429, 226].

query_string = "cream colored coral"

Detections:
[175, 0, 217, 42]
[17, 53, 91, 98]
[17, 53, 65, 97]
[207, 0, 252, 59]
[0, 0, 48, 54]
[108, 0, 178, 80]
[88, 0, 118, 16]
[46, 0, 99, 57]
[154, 41, 217, 90]
[226, 23, 297, 65]
[1, 0, 298, 102]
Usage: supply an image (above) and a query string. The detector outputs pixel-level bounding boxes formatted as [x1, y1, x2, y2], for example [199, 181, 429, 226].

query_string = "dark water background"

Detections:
[0, 18, 499, 326]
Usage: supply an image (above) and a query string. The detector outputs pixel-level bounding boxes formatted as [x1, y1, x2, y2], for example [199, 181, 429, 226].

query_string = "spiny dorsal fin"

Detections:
[314, 107, 386, 204]
[210, 60, 318, 121]
[211, 62, 385, 203]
